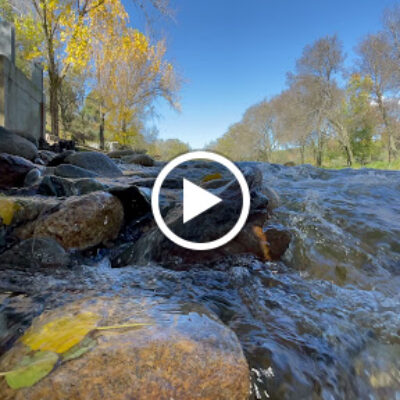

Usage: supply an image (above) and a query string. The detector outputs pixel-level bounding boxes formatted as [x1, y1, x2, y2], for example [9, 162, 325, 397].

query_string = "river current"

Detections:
[0, 163, 399, 399]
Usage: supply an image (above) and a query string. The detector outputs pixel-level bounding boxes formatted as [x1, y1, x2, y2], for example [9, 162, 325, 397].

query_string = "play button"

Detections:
[151, 151, 251, 251]
[183, 179, 222, 223]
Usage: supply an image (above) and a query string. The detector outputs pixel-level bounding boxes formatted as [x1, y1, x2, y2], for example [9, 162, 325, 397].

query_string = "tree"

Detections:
[10, 0, 127, 137]
[273, 85, 314, 164]
[242, 101, 278, 162]
[58, 73, 86, 136]
[356, 33, 398, 162]
[151, 138, 190, 160]
[91, 19, 180, 149]
[291, 35, 345, 166]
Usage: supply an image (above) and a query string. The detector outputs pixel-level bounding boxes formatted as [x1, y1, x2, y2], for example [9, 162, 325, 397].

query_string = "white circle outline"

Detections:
[151, 151, 251, 251]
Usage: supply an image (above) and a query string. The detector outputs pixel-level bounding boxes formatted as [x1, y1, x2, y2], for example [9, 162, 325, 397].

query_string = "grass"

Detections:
[323, 159, 400, 170]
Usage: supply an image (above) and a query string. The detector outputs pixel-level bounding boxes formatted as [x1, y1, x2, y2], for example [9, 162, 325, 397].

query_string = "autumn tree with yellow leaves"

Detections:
[1, 0, 179, 143]
[88, 4, 180, 149]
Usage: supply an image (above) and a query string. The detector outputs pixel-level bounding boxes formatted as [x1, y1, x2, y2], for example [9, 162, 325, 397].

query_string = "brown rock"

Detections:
[15, 192, 124, 250]
[107, 149, 138, 158]
[0, 196, 60, 227]
[122, 153, 155, 166]
[0, 154, 36, 188]
[0, 297, 250, 400]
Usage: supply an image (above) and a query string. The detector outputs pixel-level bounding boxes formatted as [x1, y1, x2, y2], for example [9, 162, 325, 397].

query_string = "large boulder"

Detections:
[47, 150, 75, 167]
[107, 149, 137, 158]
[0, 297, 250, 400]
[0, 127, 38, 160]
[118, 166, 290, 266]
[15, 192, 124, 250]
[65, 152, 122, 177]
[38, 176, 106, 197]
[122, 153, 155, 167]
[0, 154, 37, 189]
[0, 238, 70, 269]
[55, 164, 99, 179]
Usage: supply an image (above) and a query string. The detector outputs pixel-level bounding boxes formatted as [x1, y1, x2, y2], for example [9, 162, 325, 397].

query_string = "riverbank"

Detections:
[1, 128, 400, 399]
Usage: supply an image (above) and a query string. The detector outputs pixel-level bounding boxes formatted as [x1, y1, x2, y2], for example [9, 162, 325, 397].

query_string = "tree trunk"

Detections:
[316, 130, 324, 167]
[377, 93, 396, 163]
[99, 110, 105, 150]
[49, 75, 60, 138]
[345, 145, 355, 166]
[300, 144, 305, 164]
[388, 133, 396, 164]
[121, 119, 127, 146]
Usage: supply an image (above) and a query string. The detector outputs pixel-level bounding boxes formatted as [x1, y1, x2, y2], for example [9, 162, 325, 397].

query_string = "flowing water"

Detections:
[0, 163, 400, 399]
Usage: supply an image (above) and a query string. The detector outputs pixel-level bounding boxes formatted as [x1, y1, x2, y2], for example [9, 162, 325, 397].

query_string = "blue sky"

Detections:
[123, 0, 396, 149]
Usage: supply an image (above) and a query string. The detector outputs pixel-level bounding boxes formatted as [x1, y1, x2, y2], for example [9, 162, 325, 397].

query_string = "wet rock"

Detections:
[0, 154, 36, 188]
[108, 185, 151, 221]
[37, 150, 57, 165]
[0, 127, 38, 161]
[107, 149, 138, 158]
[23, 169, 42, 187]
[121, 165, 289, 266]
[47, 150, 75, 167]
[226, 222, 291, 261]
[55, 164, 99, 179]
[38, 176, 76, 197]
[122, 153, 155, 166]
[65, 152, 122, 177]
[0, 238, 70, 269]
[15, 192, 124, 250]
[0, 197, 60, 227]
[0, 297, 249, 400]
[38, 176, 106, 197]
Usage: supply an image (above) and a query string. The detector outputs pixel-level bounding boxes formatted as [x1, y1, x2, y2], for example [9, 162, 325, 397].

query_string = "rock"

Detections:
[0, 154, 36, 188]
[23, 169, 42, 187]
[108, 185, 151, 221]
[37, 150, 57, 165]
[0, 238, 70, 269]
[0, 297, 249, 400]
[55, 164, 99, 179]
[65, 152, 122, 177]
[107, 149, 137, 158]
[0, 127, 38, 160]
[122, 153, 155, 167]
[119, 165, 287, 266]
[38, 176, 106, 197]
[0, 196, 60, 227]
[47, 150, 75, 167]
[15, 192, 124, 250]
[38, 175, 76, 197]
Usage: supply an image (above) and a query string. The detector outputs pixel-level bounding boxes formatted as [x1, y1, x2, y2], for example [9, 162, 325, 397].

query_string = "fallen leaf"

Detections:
[62, 337, 97, 361]
[2, 351, 58, 389]
[202, 173, 222, 183]
[21, 312, 100, 353]
[0, 198, 19, 225]
[95, 323, 151, 331]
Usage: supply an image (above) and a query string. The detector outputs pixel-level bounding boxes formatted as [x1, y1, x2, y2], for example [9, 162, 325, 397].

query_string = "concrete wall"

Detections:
[0, 21, 44, 145]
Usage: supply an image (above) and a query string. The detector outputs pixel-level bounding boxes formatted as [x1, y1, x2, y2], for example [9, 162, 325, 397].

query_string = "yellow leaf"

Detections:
[0, 198, 19, 225]
[21, 312, 100, 354]
[1, 351, 58, 389]
[95, 323, 151, 331]
[202, 173, 223, 183]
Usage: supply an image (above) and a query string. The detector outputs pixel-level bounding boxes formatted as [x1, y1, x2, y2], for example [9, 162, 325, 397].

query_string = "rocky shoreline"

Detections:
[0, 128, 291, 399]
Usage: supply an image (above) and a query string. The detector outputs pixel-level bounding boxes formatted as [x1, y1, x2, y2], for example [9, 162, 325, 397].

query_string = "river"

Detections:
[0, 163, 399, 399]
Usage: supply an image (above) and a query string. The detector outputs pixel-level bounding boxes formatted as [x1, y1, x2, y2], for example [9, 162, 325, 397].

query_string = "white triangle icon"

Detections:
[183, 179, 222, 224]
